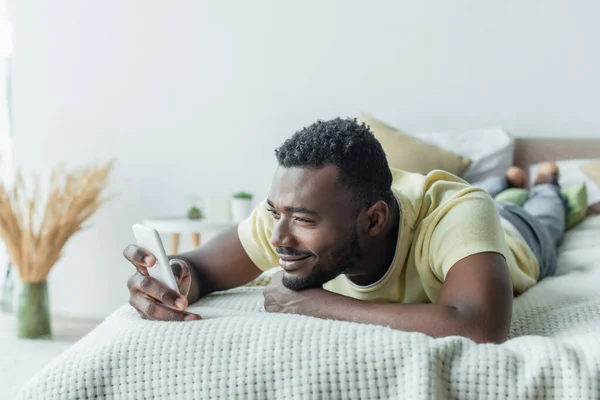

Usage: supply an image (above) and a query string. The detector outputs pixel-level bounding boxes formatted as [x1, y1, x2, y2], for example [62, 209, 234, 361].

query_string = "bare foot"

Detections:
[533, 162, 560, 186]
[506, 166, 527, 188]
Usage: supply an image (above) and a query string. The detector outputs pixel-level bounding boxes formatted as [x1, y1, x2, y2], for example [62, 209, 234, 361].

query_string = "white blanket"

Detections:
[17, 216, 600, 399]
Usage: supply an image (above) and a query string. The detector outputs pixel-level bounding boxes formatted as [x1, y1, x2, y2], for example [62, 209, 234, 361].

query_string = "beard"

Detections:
[281, 227, 361, 291]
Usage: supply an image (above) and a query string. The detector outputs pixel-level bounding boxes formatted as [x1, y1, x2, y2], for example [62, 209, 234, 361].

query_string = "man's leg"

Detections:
[494, 163, 568, 281]
[522, 163, 568, 279]
[473, 167, 527, 198]
[522, 163, 568, 249]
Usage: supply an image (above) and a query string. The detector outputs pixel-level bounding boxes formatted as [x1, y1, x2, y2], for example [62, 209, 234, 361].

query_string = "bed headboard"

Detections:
[514, 138, 600, 169]
[515, 138, 600, 214]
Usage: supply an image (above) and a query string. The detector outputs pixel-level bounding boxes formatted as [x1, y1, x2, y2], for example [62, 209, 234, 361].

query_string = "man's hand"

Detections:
[124, 244, 202, 321]
[263, 271, 314, 315]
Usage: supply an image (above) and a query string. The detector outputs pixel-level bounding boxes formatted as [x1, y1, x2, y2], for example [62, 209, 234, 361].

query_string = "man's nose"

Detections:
[270, 219, 295, 248]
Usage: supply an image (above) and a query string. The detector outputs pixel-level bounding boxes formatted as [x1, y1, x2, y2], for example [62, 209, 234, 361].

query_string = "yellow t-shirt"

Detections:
[238, 169, 539, 304]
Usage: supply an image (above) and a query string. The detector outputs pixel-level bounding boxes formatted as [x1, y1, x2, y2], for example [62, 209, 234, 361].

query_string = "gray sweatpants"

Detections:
[474, 176, 569, 280]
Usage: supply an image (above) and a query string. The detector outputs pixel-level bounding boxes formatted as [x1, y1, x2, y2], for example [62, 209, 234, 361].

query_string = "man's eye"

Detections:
[267, 208, 280, 218]
[294, 217, 313, 223]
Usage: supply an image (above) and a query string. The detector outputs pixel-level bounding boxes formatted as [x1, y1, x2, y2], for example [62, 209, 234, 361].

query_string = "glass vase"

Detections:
[17, 280, 52, 339]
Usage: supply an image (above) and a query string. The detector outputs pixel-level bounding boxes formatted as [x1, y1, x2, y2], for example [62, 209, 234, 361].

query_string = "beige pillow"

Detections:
[580, 159, 600, 187]
[358, 113, 471, 176]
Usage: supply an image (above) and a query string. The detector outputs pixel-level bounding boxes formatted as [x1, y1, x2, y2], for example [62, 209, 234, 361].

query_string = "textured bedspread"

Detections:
[17, 216, 600, 399]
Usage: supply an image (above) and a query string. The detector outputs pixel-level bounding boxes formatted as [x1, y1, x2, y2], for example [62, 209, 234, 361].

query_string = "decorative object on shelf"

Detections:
[186, 205, 203, 220]
[185, 194, 204, 221]
[0, 161, 114, 338]
[231, 191, 253, 223]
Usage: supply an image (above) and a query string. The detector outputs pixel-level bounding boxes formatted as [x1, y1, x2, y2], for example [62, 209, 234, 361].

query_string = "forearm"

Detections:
[169, 226, 262, 303]
[303, 290, 498, 343]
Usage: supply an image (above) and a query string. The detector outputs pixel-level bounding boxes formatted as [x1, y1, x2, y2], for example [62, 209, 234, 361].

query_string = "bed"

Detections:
[16, 138, 600, 399]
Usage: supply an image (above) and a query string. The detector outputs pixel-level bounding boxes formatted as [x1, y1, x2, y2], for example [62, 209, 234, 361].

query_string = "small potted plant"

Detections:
[185, 195, 204, 220]
[231, 191, 253, 222]
[186, 206, 203, 220]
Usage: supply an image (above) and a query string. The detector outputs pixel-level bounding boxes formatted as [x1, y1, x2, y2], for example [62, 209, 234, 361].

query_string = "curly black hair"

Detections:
[274, 117, 395, 210]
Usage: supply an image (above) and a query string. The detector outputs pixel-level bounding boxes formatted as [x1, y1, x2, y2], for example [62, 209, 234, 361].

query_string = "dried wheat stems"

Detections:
[0, 161, 114, 282]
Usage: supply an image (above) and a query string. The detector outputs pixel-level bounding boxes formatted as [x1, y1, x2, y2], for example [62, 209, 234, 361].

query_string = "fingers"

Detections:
[123, 244, 156, 275]
[123, 244, 155, 265]
[127, 273, 202, 321]
[129, 293, 201, 321]
[128, 273, 188, 310]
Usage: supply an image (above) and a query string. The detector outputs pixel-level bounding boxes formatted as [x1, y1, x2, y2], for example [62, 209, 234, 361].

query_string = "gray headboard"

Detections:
[514, 138, 600, 170]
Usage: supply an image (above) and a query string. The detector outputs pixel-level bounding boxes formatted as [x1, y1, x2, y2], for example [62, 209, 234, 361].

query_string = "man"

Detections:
[124, 118, 567, 343]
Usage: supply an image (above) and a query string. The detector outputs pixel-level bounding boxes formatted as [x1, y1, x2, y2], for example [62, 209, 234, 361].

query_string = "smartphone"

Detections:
[132, 224, 180, 294]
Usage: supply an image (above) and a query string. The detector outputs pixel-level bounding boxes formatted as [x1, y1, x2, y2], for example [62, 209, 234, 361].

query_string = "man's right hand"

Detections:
[124, 244, 202, 321]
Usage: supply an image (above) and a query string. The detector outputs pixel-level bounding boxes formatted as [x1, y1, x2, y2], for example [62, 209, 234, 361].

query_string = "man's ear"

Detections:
[363, 201, 390, 236]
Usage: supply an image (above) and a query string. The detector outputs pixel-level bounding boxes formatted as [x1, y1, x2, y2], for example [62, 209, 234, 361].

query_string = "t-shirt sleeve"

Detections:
[237, 199, 279, 271]
[417, 189, 508, 284]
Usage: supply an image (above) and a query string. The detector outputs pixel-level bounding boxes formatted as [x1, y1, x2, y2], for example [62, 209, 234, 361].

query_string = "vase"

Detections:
[231, 198, 253, 223]
[16, 280, 51, 339]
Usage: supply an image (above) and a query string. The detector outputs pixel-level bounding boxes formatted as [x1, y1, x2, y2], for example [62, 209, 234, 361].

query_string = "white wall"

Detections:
[0, 1, 12, 295]
[7, 0, 600, 319]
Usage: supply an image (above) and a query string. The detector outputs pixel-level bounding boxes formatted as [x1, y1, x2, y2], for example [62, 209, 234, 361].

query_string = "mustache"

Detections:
[276, 247, 313, 257]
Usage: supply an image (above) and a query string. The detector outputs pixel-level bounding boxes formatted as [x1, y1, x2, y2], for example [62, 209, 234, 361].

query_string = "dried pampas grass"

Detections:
[0, 161, 114, 283]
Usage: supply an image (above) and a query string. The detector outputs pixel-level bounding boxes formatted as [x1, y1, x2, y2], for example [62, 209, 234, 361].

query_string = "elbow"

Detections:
[464, 315, 511, 344]
[454, 307, 511, 344]
[469, 329, 509, 344]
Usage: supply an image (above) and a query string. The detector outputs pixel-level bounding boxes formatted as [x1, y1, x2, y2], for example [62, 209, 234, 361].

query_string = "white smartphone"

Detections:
[132, 224, 180, 294]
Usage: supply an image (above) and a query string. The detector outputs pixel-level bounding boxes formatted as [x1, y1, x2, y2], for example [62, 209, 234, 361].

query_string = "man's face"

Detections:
[266, 165, 362, 290]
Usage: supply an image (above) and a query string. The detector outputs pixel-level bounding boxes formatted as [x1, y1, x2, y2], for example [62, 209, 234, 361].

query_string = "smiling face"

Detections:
[267, 165, 363, 290]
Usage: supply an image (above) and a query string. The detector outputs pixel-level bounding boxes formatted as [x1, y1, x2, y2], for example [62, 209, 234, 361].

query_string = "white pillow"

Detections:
[529, 159, 600, 206]
[410, 127, 514, 183]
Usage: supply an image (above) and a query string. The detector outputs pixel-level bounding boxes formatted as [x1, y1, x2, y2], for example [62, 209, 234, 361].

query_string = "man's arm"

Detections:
[264, 252, 513, 343]
[173, 226, 263, 303]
